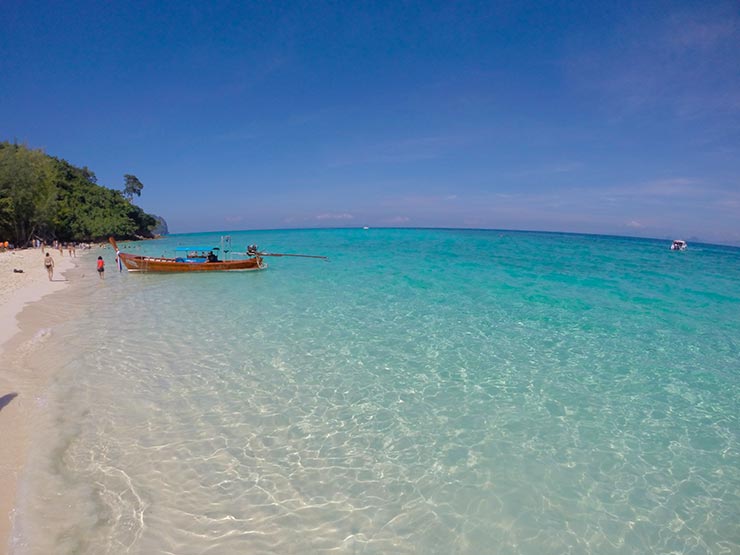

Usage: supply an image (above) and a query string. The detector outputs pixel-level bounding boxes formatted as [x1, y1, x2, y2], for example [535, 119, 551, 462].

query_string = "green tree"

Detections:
[0, 142, 57, 245]
[122, 174, 144, 202]
[0, 141, 162, 244]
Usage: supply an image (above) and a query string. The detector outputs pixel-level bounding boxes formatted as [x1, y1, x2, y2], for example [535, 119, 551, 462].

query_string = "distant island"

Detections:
[0, 141, 166, 246]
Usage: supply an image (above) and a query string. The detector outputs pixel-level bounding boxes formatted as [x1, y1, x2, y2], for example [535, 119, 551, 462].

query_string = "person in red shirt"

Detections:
[97, 256, 105, 279]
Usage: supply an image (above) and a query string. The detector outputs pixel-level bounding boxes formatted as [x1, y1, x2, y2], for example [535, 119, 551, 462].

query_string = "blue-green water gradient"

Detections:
[12, 229, 740, 554]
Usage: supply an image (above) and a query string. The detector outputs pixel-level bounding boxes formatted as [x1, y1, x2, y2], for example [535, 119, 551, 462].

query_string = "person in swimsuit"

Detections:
[97, 256, 105, 279]
[44, 252, 54, 280]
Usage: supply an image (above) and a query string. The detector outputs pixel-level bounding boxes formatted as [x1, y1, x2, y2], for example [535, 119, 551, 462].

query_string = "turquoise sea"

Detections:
[10, 228, 740, 554]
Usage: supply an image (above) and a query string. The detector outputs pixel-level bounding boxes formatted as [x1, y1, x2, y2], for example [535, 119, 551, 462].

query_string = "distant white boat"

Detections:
[363, 226, 369, 230]
[670, 240, 687, 251]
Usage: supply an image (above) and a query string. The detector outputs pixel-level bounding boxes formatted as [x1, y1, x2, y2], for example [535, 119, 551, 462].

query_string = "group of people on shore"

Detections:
[40, 240, 85, 257]
[43, 252, 105, 281]
[3, 240, 95, 254]
[2, 239, 107, 282]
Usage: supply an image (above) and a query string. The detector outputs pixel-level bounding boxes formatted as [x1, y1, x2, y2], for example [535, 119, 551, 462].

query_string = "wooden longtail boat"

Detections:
[109, 237, 265, 272]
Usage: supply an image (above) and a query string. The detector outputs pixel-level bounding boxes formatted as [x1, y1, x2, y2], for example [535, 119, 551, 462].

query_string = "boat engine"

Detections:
[247, 244, 259, 256]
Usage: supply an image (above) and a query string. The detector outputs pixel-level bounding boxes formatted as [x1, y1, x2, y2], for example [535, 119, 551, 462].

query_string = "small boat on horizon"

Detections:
[670, 240, 687, 251]
[109, 237, 327, 273]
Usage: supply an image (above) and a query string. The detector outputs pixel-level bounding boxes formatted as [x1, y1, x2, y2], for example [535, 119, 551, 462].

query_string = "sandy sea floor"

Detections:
[2, 231, 739, 554]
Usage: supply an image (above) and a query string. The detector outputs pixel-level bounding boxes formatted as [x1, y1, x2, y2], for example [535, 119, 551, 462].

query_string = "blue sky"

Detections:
[2, 1, 739, 244]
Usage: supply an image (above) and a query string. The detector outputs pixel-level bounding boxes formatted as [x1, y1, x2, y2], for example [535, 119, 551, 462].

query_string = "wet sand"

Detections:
[0, 248, 79, 551]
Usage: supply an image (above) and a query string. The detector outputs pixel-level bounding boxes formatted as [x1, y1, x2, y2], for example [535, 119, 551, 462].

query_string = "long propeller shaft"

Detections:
[258, 252, 329, 261]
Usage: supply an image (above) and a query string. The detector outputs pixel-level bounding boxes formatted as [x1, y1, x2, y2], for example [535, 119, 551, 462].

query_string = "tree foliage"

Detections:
[0, 141, 161, 245]
[122, 173, 144, 201]
[0, 143, 56, 243]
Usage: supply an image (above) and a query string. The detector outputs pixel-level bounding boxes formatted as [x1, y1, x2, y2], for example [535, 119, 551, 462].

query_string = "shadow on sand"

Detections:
[0, 392, 19, 412]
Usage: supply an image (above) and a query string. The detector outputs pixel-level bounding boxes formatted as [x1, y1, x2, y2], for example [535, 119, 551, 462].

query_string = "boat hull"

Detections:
[118, 252, 265, 272]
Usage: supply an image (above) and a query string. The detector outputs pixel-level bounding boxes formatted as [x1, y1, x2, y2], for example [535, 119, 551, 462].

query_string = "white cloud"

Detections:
[315, 212, 354, 221]
[506, 162, 584, 179]
[327, 134, 465, 167]
[567, 4, 740, 119]
[384, 194, 460, 209]
[623, 178, 706, 198]
[666, 12, 737, 50]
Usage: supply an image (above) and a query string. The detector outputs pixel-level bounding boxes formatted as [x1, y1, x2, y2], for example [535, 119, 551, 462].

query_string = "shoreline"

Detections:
[0, 248, 81, 552]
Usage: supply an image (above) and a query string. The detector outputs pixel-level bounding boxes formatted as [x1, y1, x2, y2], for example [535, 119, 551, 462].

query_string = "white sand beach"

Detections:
[0, 248, 78, 341]
[0, 247, 78, 551]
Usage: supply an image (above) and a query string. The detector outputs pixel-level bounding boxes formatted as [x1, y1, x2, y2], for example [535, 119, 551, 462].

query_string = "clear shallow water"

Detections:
[11, 229, 740, 554]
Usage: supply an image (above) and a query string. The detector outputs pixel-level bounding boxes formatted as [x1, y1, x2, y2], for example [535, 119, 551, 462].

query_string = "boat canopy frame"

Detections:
[174, 246, 220, 252]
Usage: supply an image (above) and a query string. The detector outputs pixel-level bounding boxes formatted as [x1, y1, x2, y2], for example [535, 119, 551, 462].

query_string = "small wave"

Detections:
[11, 327, 53, 358]
[31, 327, 52, 342]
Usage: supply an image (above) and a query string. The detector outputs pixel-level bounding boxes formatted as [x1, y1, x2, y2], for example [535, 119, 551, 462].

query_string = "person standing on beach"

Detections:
[97, 256, 105, 279]
[44, 252, 54, 280]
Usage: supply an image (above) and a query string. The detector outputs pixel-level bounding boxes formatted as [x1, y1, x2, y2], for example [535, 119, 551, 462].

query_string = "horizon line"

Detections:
[159, 226, 740, 250]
